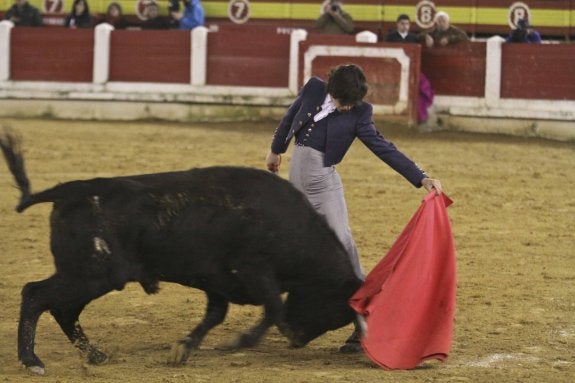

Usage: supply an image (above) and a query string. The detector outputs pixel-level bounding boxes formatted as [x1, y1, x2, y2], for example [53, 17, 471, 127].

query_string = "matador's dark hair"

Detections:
[326, 64, 368, 106]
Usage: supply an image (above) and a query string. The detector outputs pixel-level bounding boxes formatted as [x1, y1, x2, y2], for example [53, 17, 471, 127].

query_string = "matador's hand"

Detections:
[421, 177, 442, 195]
[265, 151, 282, 173]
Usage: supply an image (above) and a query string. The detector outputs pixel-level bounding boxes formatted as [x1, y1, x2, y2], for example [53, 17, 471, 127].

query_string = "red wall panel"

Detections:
[109, 30, 191, 83]
[206, 25, 291, 87]
[501, 44, 575, 100]
[421, 42, 486, 97]
[10, 28, 93, 82]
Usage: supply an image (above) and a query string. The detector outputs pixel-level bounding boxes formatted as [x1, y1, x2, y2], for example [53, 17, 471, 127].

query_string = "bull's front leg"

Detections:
[228, 273, 284, 349]
[47, 277, 115, 366]
[19, 274, 113, 374]
[18, 277, 59, 375]
[18, 298, 45, 374]
[168, 292, 229, 365]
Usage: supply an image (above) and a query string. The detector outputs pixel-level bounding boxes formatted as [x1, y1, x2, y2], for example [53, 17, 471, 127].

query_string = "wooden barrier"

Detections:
[10, 27, 93, 82]
[1, 25, 575, 134]
[421, 42, 486, 97]
[501, 43, 575, 100]
[206, 25, 291, 87]
[109, 30, 191, 83]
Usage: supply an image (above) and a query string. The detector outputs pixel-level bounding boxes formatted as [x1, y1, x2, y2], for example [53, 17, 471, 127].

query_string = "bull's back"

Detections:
[129, 167, 355, 288]
[44, 166, 356, 297]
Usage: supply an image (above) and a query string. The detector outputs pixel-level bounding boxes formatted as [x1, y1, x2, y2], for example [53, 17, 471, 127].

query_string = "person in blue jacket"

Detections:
[265, 64, 442, 353]
[168, 0, 204, 30]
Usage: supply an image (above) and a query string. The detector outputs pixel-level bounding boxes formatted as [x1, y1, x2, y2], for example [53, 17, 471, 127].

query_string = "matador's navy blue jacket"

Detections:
[271, 77, 427, 187]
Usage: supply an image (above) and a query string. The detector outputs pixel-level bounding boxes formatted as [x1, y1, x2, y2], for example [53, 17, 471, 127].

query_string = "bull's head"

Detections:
[281, 278, 361, 347]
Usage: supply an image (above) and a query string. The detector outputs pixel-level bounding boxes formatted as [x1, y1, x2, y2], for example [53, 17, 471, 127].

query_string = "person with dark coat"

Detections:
[140, 2, 170, 30]
[385, 14, 418, 43]
[4, 0, 42, 26]
[315, 0, 354, 34]
[384, 14, 435, 125]
[64, 0, 94, 28]
[265, 64, 443, 354]
[506, 18, 542, 43]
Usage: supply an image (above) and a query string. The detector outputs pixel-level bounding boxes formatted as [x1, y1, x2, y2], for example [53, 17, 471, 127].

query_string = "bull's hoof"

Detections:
[26, 365, 46, 375]
[338, 342, 363, 354]
[167, 338, 191, 365]
[87, 348, 108, 365]
[21, 354, 45, 375]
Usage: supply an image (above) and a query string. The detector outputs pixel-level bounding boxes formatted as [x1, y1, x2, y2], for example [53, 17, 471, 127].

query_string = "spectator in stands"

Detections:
[315, 0, 354, 34]
[506, 19, 542, 44]
[141, 1, 170, 30]
[168, 0, 204, 30]
[64, 0, 94, 28]
[385, 14, 418, 43]
[423, 11, 468, 48]
[99, 2, 129, 29]
[3, 0, 42, 27]
[384, 14, 435, 127]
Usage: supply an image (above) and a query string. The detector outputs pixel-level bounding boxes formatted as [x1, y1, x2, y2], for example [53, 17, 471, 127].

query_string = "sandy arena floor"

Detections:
[0, 118, 573, 382]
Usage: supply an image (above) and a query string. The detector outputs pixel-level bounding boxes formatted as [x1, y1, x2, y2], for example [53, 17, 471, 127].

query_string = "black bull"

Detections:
[0, 132, 362, 375]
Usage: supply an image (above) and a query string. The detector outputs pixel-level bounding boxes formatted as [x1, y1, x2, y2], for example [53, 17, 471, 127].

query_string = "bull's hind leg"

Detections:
[168, 292, 229, 364]
[229, 273, 284, 350]
[50, 304, 108, 365]
[18, 274, 112, 374]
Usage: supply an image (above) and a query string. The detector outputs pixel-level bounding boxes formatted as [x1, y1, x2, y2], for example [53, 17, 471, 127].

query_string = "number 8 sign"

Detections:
[508, 2, 531, 29]
[228, 0, 250, 24]
[415, 1, 436, 29]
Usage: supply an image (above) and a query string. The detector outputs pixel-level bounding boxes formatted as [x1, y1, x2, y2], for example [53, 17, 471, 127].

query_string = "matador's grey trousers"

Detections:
[289, 145, 365, 279]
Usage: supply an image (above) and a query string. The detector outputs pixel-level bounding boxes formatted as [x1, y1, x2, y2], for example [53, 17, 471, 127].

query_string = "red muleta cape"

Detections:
[349, 192, 456, 370]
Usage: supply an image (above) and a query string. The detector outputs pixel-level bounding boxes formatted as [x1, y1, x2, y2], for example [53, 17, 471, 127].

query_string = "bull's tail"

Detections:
[0, 128, 32, 212]
[1, 129, 151, 212]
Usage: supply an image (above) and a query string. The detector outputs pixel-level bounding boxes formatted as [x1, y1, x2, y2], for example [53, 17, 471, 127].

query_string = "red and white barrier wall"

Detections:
[423, 38, 575, 140]
[0, 20, 573, 140]
[0, 22, 422, 124]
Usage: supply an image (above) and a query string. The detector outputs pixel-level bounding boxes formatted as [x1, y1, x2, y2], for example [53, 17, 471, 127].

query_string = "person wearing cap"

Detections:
[423, 11, 468, 48]
[265, 64, 443, 354]
[315, 0, 354, 34]
[385, 14, 418, 43]
[506, 18, 541, 43]
[3, 0, 42, 26]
